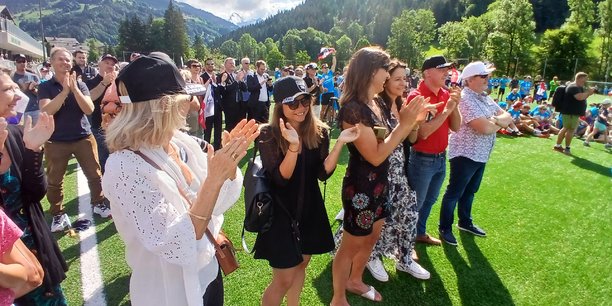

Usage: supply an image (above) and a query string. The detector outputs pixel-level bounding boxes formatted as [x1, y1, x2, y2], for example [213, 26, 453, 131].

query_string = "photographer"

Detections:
[12, 54, 40, 124]
[246, 60, 273, 123]
[553, 72, 596, 154]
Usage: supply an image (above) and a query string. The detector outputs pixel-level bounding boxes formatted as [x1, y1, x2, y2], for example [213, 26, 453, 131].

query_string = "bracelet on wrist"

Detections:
[188, 211, 210, 222]
[287, 146, 299, 153]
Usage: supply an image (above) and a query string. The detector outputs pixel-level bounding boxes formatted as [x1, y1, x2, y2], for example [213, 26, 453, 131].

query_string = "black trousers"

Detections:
[222, 100, 246, 132]
[204, 102, 223, 150]
[203, 267, 224, 306]
[247, 100, 270, 123]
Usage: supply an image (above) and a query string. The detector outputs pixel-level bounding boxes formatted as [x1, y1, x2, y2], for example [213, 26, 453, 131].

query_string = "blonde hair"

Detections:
[105, 81, 188, 151]
[50, 47, 71, 60]
[267, 99, 328, 153]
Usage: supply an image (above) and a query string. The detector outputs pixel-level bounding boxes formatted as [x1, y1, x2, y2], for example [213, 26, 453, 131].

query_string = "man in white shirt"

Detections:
[246, 60, 273, 123]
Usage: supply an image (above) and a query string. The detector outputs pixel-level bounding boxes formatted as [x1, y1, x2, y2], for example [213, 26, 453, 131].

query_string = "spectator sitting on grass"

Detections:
[583, 99, 612, 149]
[506, 88, 521, 103]
[518, 104, 546, 137]
[532, 105, 560, 135]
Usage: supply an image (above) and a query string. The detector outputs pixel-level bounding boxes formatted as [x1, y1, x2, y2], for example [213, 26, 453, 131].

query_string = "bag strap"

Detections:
[131, 150, 224, 255]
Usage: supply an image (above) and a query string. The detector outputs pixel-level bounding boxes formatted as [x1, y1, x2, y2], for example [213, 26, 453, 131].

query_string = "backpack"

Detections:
[242, 145, 275, 236]
[551, 85, 566, 112]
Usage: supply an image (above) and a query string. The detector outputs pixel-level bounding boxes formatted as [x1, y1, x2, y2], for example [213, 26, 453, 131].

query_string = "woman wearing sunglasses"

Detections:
[255, 76, 360, 306]
[331, 47, 432, 305]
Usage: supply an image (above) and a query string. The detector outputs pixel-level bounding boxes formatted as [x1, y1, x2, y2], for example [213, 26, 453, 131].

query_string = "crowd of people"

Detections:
[0, 43, 610, 306]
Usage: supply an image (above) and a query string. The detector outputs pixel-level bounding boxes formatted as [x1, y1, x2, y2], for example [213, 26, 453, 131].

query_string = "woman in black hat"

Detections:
[255, 76, 359, 306]
[103, 53, 259, 306]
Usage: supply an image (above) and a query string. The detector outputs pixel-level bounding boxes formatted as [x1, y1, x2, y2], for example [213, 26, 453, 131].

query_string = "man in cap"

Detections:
[406, 55, 461, 247]
[438, 61, 512, 245]
[85, 54, 118, 173]
[39, 47, 109, 232]
[12, 54, 41, 124]
[303, 63, 322, 118]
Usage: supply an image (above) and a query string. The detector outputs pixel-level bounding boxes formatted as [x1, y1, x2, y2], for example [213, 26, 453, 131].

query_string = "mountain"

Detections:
[215, 0, 570, 46]
[6, 0, 237, 45]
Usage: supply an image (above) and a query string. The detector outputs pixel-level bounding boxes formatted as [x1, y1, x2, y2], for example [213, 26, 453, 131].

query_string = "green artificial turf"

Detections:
[47, 133, 611, 305]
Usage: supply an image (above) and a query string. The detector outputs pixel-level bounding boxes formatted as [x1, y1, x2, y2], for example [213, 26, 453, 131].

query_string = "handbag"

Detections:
[132, 150, 239, 276]
[241, 142, 305, 256]
[242, 144, 275, 234]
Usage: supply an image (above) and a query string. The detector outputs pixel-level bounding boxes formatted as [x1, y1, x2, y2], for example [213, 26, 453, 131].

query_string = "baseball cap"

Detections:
[100, 54, 118, 63]
[421, 55, 453, 71]
[305, 63, 318, 70]
[116, 52, 202, 104]
[321, 63, 329, 68]
[512, 102, 523, 108]
[14, 54, 26, 61]
[273, 76, 309, 104]
[460, 61, 496, 79]
[602, 99, 611, 106]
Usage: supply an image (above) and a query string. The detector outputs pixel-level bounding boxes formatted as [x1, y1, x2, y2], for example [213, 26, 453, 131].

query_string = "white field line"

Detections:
[77, 166, 107, 306]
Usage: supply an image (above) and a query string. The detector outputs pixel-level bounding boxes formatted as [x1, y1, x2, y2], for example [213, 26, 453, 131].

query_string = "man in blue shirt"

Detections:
[506, 88, 521, 103]
[519, 76, 532, 98]
[39, 47, 109, 232]
[319, 52, 337, 122]
[498, 75, 509, 100]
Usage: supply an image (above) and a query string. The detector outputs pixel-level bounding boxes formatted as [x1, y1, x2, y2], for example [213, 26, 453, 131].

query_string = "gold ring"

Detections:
[231, 153, 239, 161]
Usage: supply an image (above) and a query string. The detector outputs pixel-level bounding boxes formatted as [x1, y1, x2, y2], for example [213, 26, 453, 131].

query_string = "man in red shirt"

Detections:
[406, 55, 461, 246]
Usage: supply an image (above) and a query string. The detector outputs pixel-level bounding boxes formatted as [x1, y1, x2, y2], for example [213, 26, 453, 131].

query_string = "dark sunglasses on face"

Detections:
[286, 95, 312, 110]
[191, 64, 201, 68]
[381, 63, 390, 71]
[16, 60, 26, 64]
[477, 75, 489, 79]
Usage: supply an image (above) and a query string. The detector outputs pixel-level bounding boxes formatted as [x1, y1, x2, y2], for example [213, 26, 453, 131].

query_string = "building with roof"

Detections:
[0, 5, 44, 59]
[44, 36, 89, 54]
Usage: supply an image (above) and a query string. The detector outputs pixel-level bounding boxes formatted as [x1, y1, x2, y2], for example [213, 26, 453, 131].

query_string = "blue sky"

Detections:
[179, 0, 303, 23]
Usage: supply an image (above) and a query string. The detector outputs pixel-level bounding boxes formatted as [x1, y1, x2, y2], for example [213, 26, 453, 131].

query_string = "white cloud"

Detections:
[178, 0, 303, 23]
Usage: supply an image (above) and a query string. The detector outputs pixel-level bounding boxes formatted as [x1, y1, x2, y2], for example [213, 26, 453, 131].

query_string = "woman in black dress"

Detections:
[331, 48, 431, 305]
[255, 76, 359, 306]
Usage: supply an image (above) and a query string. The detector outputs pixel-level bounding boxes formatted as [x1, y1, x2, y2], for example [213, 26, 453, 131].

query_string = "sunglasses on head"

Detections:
[286, 95, 312, 110]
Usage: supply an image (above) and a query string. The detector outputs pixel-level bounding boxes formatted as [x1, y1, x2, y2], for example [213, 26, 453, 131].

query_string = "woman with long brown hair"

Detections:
[365, 60, 432, 282]
[255, 76, 359, 306]
[331, 48, 432, 304]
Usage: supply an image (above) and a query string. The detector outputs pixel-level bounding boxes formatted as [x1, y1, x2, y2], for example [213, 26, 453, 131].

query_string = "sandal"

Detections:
[349, 285, 382, 302]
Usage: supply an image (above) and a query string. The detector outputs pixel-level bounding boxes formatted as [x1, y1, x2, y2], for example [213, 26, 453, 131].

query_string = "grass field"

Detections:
[44, 125, 611, 305]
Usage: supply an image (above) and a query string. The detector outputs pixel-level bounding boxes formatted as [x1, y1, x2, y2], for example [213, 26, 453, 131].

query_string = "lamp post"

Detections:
[38, 0, 45, 61]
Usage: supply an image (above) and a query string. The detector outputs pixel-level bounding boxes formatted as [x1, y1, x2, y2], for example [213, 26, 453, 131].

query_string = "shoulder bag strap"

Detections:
[131, 150, 224, 253]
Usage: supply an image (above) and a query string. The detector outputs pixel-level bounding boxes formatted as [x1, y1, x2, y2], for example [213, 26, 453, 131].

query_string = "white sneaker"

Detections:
[50, 213, 71, 233]
[366, 258, 389, 282]
[93, 200, 112, 218]
[396, 261, 431, 280]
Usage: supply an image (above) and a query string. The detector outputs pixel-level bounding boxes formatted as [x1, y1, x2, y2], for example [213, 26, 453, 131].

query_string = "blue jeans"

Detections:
[407, 149, 447, 236]
[92, 128, 109, 175]
[439, 156, 486, 232]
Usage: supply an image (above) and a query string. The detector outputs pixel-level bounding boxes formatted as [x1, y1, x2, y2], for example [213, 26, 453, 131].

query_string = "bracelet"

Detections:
[188, 211, 210, 221]
[287, 146, 299, 153]
[101, 82, 110, 87]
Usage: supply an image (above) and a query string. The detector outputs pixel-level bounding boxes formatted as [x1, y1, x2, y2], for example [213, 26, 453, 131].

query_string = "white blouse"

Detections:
[102, 131, 243, 306]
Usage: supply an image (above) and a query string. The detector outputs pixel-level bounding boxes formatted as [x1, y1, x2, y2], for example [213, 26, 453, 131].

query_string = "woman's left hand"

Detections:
[23, 112, 54, 152]
[337, 124, 361, 144]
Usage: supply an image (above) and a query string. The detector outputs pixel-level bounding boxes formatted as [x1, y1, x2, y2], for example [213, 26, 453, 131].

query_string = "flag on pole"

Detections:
[317, 47, 336, 60]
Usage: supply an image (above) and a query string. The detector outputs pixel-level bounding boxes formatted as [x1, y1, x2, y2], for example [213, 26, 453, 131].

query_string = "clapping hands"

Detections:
[279, 118, 299, 146]
[337, 124, 361, 144]
[23, 112, 54, 152]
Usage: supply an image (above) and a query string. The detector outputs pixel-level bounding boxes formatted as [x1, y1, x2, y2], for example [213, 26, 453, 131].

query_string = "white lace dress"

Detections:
[102, 131, 242, 306]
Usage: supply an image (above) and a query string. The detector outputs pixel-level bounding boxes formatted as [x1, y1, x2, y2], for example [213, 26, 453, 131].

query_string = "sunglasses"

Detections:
[191, 64, 201, 68]
[16, 60, 26, 64]
[477, 75, 489, 79]
[286, 95, 312, 110]
[381, 63, 390, 71]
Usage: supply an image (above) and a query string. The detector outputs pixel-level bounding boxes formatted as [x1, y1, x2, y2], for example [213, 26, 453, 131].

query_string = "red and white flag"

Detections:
[317, 47, 336, 60]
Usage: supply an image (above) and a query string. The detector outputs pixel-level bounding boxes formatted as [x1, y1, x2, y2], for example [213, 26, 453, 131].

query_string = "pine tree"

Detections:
[163, 0, 190, 63]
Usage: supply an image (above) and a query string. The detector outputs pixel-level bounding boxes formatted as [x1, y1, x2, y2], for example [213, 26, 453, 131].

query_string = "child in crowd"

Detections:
[506, 88, 521, 103]
[583, 99, 612, 149]
[532, 105, 559, 134]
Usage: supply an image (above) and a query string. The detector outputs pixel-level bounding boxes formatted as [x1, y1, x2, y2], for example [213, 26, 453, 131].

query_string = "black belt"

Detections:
[412, 150, 446, 158]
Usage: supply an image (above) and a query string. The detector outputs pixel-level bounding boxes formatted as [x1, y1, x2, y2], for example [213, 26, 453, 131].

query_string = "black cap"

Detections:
[273, 76, 309, 104]
[421, 55, 453, 71]
[116, 52, 188, 103]
[14, 54, 26, 61]
[100, 54, 118, 63]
